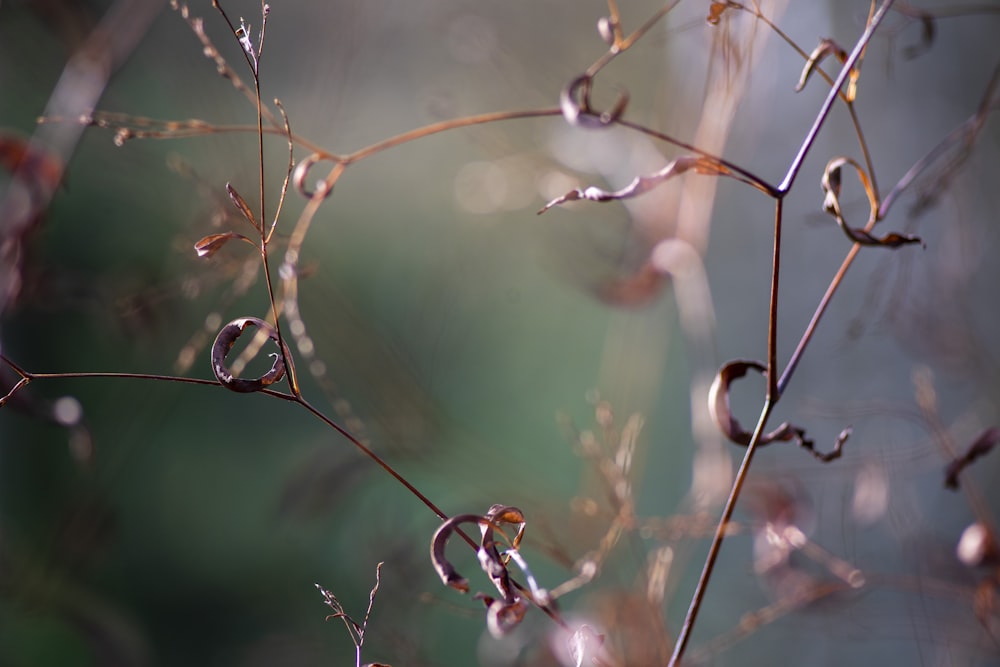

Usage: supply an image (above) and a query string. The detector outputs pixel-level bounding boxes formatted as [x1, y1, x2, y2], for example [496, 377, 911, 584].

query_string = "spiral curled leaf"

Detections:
[559, 73, 629, 129]
[821, 156, 922, 248]
[709, 360, 850, 462]
[430, 504, 534, 637]
[292, 153, 336, 200]
[796, 38, 859, 102]
[211, 317, 291, 393]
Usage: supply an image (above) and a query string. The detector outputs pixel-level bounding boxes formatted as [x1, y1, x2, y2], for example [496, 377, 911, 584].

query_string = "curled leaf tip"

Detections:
[193, 231, 252, 258]
[560, 74, 628, 129]
[211, 317, 292, 393]
[709, 360, 848, 462]
[821, 157, 922, 249]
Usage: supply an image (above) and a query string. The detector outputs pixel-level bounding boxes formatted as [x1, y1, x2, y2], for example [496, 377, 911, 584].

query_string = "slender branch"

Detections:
[669, 399, 776, 666]
[669, 195, 785, 666]
[294, 396, 451, 523]
[778, 0, 896, 194]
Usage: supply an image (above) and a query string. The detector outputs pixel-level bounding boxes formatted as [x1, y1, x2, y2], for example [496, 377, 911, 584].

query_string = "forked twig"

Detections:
[670, 3, 897, 664]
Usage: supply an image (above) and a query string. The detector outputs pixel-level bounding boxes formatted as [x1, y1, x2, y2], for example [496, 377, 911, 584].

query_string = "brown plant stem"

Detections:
[671, 3, 896, 663]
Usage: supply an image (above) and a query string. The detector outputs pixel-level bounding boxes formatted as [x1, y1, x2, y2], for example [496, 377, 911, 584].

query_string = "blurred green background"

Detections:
[2, 1, 1000, 665]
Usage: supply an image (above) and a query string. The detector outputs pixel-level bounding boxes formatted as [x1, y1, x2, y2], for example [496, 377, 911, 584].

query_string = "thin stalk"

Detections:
[669, 197, 785, 666]
[669, 400, 776, 666]
[778, 0, 896, 194]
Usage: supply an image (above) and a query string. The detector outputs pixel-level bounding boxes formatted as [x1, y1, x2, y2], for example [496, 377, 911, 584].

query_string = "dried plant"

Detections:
[2, 0, 999, 665]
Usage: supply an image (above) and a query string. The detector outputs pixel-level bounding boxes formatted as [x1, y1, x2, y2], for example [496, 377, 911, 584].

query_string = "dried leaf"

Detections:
[539, 156, 730, 213]
[560, 74, 629, 129]
[945, 427, 999, 490]
[292, 153, 336, 199]
[210, 316, 292, 393]
[821, 157, 922, 248]
[226, 182, 258, 229]
[193, 231, 253, 258]
[708, 360, 849, 462]
[430, 505, 530, 635]
[796, 38, 860, 102]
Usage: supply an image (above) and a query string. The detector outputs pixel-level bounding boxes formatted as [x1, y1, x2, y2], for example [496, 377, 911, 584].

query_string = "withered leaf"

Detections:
[193, 231, 253, 258]
[538, 155, 730, 213]
[211, 317, 292, 393]
[796, 38, 859, 102]
[226, 182, 258, 229]
[431, 505, 525, 604]
[560, 74, 629, 129]
[821, 157, 922, 249]
[708, 360, 849, 462]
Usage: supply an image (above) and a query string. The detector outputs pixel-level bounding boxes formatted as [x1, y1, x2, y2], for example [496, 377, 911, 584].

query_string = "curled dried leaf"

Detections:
[709, 360, 849, 462]
[560, 74, 629, 129]
[292, 153, 336, 199]
[430, 505, 529, 634]
[945, 427, 999, 490]
[430, 513, 482, 593]
[821, 157, 922, 248]
[796, 38, 860, 101]
[539, 155, 730, 213]
[193, 231, 254, 258]
[226, 182, 257, 230]
[211, 317, 292, 393]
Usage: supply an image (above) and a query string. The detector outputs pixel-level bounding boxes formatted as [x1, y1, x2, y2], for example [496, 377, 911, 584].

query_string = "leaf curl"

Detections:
[538, 155, 730, 213]
[430, 505, 532, 637]
[560, 73, 629, 129]
[709, 360, 850, 462]
[796, 38, 860, 102]
[211, 316, 292, 393]
[292, 153, 336, 199]
[193, 231, 255, 258]
[821, 156, 922, 248]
